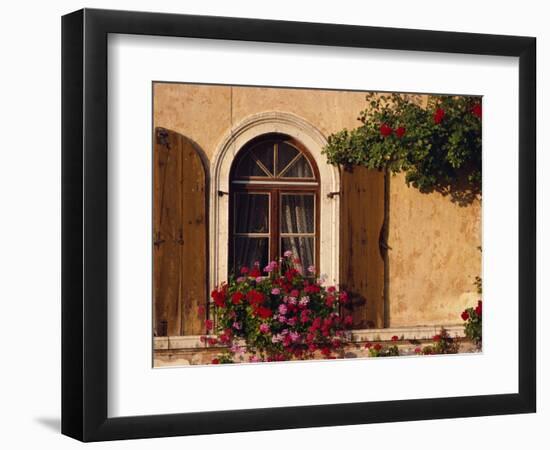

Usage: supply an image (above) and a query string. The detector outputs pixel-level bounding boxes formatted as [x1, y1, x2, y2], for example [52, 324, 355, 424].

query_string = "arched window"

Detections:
[229, 133, 319, 275]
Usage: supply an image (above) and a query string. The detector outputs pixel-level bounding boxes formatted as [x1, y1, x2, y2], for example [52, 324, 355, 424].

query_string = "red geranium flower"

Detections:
[210, 289, 225, 307]
[211, 358, 220, 364]
[364, 342, 372, 349]
[461, 310, 470, 321]
[395, 126, 406, 138]
[231, 291, 245, 305]
[218, 328, 233, 344]
[255, 306, 272, 319]
[391, 335, 399, 342]
[246, 290, 264, 306]
[305, 284, 321, 294]
[204, 319, 213, 331]
[472, 103, 482, 118]
[374, 343, 382, 351]
[285, 268, 299, 282]
[380, 123, 393, 137]
[240, 266, 249, 275]
[433, 108, 445, 124]
[433, 334, 441, 342]
[250, 268, 261, 278]
[300, 309, 311, 324]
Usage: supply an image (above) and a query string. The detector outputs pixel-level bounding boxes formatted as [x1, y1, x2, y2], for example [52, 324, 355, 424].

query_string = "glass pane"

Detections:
[280, 194, 314, 234]
[276, 142, 299, 176]
[234, 237, 269, 273]
[280, 154, 314, 178]
[281, 237, 314, 274]
[251, 142, 274, 175]
[234, 151, 269, 177]
[235, 193, 269, 233]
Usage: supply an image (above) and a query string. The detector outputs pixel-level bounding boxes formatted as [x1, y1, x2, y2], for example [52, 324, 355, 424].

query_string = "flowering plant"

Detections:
[323, 93, 482, 199]
[461, 300, 482, 347]
[364, 336, 400, 357]
[203, 252, 353, 363]
[418, 328, 459, 355]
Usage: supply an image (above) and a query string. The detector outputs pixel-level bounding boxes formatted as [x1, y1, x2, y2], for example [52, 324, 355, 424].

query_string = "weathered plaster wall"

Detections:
[153, 83, 481, 327]
[387, 175, 481, 326]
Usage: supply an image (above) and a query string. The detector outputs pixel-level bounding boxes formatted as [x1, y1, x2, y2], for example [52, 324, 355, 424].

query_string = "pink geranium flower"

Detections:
[259, 323, 270, 334]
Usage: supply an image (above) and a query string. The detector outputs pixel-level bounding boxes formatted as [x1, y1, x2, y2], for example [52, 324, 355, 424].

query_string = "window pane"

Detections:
[234, 152, 269, 177]
[276, 142, 299, 176]
[234, 237, 269, 273]
[281, 154, 314, 178]
[281, 194, 314, 234]
[281, 237, 314, 273]
[235, 193, 269, 233]
[252, 142, 274, 175]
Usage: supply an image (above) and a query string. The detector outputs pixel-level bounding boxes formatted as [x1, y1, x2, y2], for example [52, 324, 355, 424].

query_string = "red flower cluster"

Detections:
[433, 108, 445, 124]
[471, 103, 482, 118]
[211, 286, 226, 308]
[379, 123, 406, 139]
[380, 123, 393, 137]
[475, 300, 482, 316]
[395, 126, 406, 138]
[202, 253, 353, 364]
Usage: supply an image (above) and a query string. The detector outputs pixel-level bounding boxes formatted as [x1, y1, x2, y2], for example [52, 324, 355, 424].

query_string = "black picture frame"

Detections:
[61, 8, 536, 442]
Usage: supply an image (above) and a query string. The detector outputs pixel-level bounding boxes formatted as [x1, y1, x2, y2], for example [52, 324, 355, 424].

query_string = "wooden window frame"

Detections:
[229, 135, 320, 275]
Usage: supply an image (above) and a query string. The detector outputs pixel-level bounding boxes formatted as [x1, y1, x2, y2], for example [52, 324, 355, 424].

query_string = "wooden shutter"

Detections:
[153, 127, 207, 336]
[340, 167, 386, 329]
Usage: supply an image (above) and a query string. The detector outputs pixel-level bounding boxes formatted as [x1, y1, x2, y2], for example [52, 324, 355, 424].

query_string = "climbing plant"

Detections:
[323, 93, 482, 196]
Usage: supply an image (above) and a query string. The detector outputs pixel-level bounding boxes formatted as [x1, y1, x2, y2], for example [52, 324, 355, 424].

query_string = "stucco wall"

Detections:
[153, 82, 481, 327]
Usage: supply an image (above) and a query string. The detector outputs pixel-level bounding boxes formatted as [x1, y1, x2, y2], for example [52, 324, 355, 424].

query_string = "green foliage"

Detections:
[462, 300, 482, 348]
[366, 343, 400, 357]
[420, 328, 460, 355]
[323, 93, 482, 198]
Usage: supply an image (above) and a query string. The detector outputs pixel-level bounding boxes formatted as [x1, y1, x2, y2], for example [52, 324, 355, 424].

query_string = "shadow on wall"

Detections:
[423, 171, 481, 207]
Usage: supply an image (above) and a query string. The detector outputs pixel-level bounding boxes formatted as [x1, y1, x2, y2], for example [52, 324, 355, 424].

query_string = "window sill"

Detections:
[154, 324, 465, 351]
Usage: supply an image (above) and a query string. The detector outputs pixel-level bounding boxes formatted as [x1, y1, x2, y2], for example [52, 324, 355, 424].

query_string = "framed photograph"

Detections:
[62, 8, 536, 441]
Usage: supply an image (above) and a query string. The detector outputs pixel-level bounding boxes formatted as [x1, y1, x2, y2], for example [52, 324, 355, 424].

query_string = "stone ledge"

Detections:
[154, 324, 465, 351]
